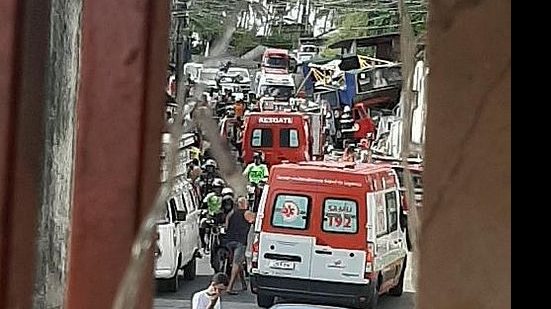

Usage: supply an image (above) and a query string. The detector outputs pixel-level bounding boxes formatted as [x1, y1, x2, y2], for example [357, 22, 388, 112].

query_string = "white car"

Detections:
[155, 178, 201, 292]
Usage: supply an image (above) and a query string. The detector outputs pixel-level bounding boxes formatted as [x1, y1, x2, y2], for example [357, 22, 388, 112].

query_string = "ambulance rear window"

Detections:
[251, 129, 273, 147]
[322, 199, 358, 234]
[280, 129, 299, 148]
[271, 194, 310, 230]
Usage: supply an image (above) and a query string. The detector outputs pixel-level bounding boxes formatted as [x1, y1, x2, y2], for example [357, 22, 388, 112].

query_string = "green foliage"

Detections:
[189, 14, 224, 41]
[260, 31, 299, 50]
[231, 30, 259, 55]
[324, 5, 427, 52]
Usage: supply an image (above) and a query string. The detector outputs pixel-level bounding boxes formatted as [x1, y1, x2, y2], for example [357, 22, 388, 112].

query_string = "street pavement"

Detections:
[154, 252, 416, 309]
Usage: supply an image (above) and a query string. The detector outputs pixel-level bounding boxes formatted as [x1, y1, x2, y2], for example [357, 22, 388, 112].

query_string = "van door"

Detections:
[310, 197, 366, 284]
[183, 188, 200, 252]
[173, 195, 188, 264]
[371, 190, 407, 289]
[278, 127, 302, 163]
[382, 190, 407, 287]
[156, 203, 178, 276]
[178, 189, 194, 266]
[250, 127, 274, 165]
[258, 194, 313, 280]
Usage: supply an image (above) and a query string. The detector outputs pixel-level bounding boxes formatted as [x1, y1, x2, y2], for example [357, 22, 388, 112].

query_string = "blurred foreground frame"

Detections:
[0, 0, 168, 308]
[0, 0, 509, 309]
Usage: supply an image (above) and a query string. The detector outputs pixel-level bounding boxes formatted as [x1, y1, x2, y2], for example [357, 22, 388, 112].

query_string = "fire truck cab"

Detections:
[261, 48, 290, 74]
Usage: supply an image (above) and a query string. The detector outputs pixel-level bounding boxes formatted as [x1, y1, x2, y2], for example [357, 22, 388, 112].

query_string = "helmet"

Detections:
[221, 195, 234, 211]
[203, 159, 218, 170]
[221, 187, 234, 197]
[343, 105, 351, 113]
[212, 178, 225, 188]
[203, 191, 217, 204]
[253, 151, 263, 161]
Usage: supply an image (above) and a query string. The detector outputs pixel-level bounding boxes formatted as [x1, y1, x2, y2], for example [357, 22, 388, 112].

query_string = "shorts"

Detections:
[226, 241, 246, 265]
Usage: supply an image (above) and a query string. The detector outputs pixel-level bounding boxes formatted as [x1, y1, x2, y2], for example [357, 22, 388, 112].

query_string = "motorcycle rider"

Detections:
[242, 152, 269, 185]
[199, 178, 225, 251]
[220, 187, 236, 222]
[203, 178, 225, 216]
[196, 159, 220, 197]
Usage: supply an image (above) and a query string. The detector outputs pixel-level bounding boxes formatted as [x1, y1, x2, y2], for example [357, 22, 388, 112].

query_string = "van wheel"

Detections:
[256, 293, 275, 308]
[365, 277, 379, 309]
[389, 258, 407, 297]
[183, 256, 197, 280]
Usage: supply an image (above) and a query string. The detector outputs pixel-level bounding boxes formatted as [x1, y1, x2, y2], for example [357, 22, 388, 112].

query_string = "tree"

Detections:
[321, 1, 428, 57]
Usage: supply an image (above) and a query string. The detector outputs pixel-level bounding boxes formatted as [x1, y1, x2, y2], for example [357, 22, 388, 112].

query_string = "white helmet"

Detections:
[343, 105, 351, 113]
[221, 187, 234, 197]
[212, 178, 225, 188]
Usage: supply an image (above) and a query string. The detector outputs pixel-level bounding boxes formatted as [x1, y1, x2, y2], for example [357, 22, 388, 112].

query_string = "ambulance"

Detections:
[249, 161, 408, 308]
[241, 112, 310, 167]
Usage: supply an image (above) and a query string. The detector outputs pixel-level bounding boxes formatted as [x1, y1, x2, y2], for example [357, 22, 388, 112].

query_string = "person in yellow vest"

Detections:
[190, 145, 201, 162]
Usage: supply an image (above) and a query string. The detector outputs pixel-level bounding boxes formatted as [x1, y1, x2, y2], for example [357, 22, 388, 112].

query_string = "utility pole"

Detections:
[172, 0, 191, 104]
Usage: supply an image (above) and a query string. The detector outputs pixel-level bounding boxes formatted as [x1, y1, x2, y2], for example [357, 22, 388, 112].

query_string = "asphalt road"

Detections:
[154, 253, 416, 309]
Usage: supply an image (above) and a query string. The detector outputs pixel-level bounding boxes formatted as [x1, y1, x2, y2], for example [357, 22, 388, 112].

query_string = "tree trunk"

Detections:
[398, 0, 420, 295]
[33, 0, 81, 308]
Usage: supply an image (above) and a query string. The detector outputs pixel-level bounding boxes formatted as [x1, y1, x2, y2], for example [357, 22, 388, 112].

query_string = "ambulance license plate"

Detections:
[269, 260, 295, 270]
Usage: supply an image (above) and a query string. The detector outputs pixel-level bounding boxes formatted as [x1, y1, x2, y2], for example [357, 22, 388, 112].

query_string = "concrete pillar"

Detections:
[419, 0, 510, 308]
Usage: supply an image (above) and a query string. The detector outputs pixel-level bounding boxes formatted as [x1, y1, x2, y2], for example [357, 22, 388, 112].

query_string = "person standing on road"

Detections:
[192, 272, 229, 309]
[225, 197, 256, 295]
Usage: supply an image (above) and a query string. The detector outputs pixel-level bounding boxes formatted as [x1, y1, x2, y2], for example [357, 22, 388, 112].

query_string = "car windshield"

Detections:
[200, 71, 217, 81]
[260, 85, 294, 100]
[228, 68, 249, 79]
[266, 57, 288, 68]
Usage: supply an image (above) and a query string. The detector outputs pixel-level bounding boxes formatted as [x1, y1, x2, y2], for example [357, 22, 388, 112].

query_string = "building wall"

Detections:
[419, 0, 510, 307]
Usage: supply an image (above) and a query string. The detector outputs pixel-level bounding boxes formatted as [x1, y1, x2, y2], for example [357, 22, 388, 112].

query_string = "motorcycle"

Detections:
[209, 224, 233, 277]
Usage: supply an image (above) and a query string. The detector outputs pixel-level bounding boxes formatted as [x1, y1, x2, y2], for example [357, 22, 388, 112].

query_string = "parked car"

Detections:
[155, 177, 202, 292]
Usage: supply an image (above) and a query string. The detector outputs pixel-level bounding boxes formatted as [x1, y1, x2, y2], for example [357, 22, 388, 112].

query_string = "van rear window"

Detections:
[322, 199, 358, 234]
[280, 128, 299, 148]
[271, 194, 310, 230]
[252, 129, 273, 147]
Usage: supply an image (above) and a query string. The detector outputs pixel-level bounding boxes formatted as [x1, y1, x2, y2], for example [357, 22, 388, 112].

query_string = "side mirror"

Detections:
[176, 211, 187, 221]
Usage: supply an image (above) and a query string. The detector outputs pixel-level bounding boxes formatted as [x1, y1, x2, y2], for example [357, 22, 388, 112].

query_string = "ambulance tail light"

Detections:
[251, 233, 260, 269]
[401, 190, 409, 213]
[364, 242, 375, 279]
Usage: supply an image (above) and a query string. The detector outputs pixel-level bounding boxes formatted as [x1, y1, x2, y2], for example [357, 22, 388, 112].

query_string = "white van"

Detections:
[249, 162, 408, 308]
[254, 72, 295, 102]
[155, 178, 202, 292]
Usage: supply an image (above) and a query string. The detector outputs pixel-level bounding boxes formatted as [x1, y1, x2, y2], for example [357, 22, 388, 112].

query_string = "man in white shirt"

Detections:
[192, 273, 229, 309]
